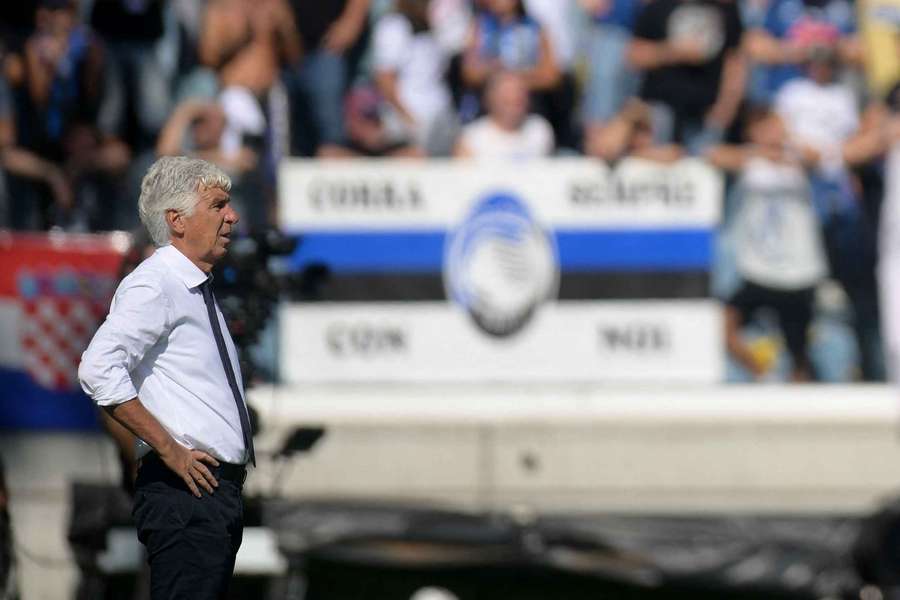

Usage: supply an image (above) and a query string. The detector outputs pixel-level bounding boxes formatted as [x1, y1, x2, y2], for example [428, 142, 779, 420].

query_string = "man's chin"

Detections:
[207, 246, 229, 265]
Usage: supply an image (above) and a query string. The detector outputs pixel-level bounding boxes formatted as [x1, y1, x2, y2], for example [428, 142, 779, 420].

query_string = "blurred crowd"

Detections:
[2, 0, 900, 381]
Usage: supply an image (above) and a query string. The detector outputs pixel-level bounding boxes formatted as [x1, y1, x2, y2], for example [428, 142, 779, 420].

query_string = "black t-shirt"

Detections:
[291, 0, 348, 49]
[634, 0, 743, 118]
[90, 0, 165, 43]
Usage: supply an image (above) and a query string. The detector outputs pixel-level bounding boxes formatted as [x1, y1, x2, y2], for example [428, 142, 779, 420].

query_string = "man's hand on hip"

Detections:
[102, 398, 222, 498]
[159, 441, 220, 497]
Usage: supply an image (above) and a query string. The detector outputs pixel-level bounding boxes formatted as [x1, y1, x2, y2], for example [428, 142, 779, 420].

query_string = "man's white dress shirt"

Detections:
[79, 244, 250, 464]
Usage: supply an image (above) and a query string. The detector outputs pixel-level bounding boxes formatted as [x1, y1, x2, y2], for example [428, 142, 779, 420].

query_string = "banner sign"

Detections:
[277, 158, 724, 383]
[0, 232, 129, 429]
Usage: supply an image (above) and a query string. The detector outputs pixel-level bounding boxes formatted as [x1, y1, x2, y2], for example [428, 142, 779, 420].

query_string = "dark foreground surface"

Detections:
[70, 486, 900, 600]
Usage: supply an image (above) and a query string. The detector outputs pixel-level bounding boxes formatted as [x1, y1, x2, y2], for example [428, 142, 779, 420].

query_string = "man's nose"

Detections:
[225, 204, 239, 225]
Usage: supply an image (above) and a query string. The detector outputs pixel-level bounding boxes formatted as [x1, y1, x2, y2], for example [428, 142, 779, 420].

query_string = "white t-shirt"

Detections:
[459, 115, 555, 160]
[774, 78, 859, 175]
[373, 14, 452, 133]
[734, 156, 827, 290]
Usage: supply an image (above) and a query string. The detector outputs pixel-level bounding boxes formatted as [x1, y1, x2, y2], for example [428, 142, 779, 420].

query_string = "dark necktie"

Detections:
[201, 280, 256, 467]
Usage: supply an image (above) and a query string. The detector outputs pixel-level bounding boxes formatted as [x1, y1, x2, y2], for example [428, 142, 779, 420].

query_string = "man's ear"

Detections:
[165, 209, 185, 237]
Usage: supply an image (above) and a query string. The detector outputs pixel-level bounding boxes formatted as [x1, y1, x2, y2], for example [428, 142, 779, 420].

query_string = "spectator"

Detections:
[200, 0, 300, 98]
[20, 0, 130, 230]
[156, 99, 257, 175]
[22, 0, 109, 155]
[774, 24, 887, 380]
[523, 0, 580, 148]
[461, 0, 560, 122]
[372, 0, 457, 156]
[88, 0, 172, 150]
[200, 0, 300, 169]
[318, 84, 423, 158]
[773, 24, 874, 170]
[0, 69, 73, 228]
[289, 0, 371, 156]
[706, 106, 826, 381]
[454, 70, 554, 159]
[579, 0, 641, 125]
[628, 0, 745, 154]
[585, 98, 683, 163]
[743, 0, 861, 103]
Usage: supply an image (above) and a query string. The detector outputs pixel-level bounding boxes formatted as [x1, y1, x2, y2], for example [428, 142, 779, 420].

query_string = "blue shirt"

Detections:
[476, 12, 543, 70]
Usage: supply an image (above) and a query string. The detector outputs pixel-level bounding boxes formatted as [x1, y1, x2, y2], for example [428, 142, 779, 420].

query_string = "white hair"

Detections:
[138, 156, 232, 247]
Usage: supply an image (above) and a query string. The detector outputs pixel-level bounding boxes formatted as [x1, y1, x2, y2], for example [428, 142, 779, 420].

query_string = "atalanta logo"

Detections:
[444, 192, 558, 338]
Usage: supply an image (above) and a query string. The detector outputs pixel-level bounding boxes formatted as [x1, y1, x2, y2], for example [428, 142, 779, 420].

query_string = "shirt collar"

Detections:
[157, 244, 210, 289]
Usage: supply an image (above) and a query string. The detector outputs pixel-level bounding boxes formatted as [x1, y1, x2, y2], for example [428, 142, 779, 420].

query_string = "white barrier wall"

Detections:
[249, 383, 900, 514]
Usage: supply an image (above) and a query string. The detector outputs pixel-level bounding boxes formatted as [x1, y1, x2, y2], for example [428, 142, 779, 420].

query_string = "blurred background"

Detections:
[6, 0, 900, 598]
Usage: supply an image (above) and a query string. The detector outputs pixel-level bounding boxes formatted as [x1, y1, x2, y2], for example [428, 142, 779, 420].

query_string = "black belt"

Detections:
[140, 451, 248, 486]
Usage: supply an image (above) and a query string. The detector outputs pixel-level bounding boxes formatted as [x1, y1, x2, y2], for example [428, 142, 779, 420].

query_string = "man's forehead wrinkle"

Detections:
[200, 188, 230, 205]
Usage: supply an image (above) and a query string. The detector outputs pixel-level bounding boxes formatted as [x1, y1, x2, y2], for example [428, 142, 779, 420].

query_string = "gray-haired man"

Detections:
[79, 156, 255, 599]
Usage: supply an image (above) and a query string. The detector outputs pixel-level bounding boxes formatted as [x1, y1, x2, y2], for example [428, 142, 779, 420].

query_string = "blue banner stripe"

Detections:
[292, 231, 445, 273]
[556, 230, 712, 270]
[288, 229, 713, 272]
[0, 367, 100, 431]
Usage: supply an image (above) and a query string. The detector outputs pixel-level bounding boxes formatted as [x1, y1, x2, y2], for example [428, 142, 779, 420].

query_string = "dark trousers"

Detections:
[133, 454, 244, 600]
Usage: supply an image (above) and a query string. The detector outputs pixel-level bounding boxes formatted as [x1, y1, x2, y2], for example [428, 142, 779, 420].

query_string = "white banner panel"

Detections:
[280, 300, 724, 383]
[278, 158, 723, 230]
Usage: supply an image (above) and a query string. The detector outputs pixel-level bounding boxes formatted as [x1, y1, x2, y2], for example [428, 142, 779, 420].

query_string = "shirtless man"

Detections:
[199, 0, 300, 178]
[200, 0, 301, 97]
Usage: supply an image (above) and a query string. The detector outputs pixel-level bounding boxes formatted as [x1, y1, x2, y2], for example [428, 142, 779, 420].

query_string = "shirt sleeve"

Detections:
[78, 274, 172, 407]
[373, 14, 410, 72]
